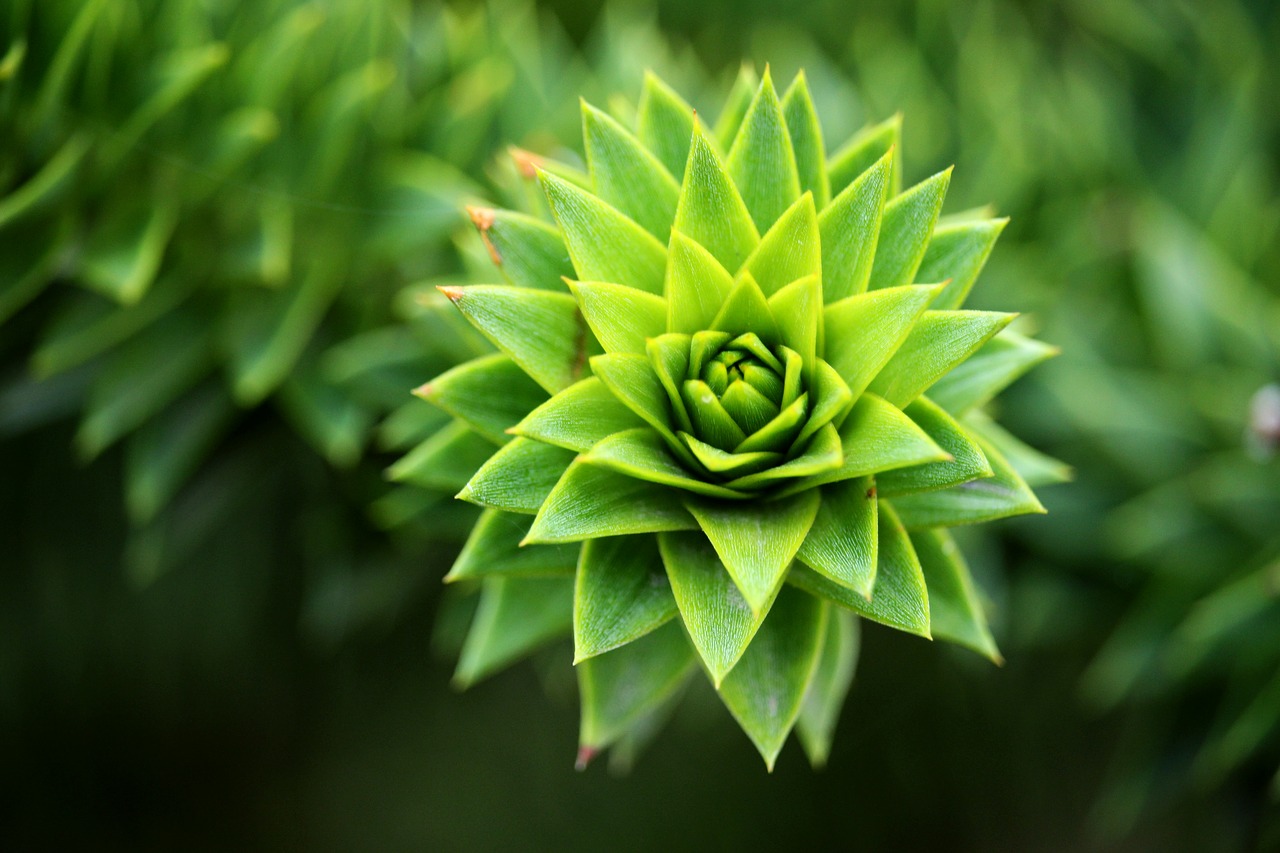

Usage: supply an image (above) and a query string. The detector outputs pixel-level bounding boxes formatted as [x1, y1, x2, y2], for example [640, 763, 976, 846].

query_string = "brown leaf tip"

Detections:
[466, 205, 495, 231]
[574, 746, 598, 771]
[466, 205, 502, 267]
[509, 146, 543, 180]
[437, 285, 465, 303]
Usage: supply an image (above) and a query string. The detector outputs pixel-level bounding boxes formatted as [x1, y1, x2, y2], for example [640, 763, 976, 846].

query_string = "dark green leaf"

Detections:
[912, 528, 1001, 663]
[448, 509, 579, 582]
[387, 421, 495, 493]
[578, 621, 696, 753]
[797, 610, 860, 768]
[454, 577, 574, 687]
[574, 535, 679, 661]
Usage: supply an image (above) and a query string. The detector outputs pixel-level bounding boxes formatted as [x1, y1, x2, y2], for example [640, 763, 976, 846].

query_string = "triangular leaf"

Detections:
[767, 274, 820, 375]
[727, 68, 802, 232]
[583, 101, 680, 239]
[741, 192, 821, 297]
[673, 124, 760, 272]
[797, 476, 879, 598]
[416, 354, 548, 445]
[583, 428, 746, 500]
[719, 586, 827, 771]
[711, 272, 780, 343]
[658, 530, 776, 686]
[526, 460, 698, 543]
[927, 331, 1059, 415]
[912, 528, 1001, 663]
[827, 114, 901, 198]
[685, 490, 821, 613]
[890, 431, 1046, 528]
[713, 65, 759, 150]
[726, 423, 843, 490]
[963, 411, 1072, 487]
[591, 352, 687, 450]
[796, 609, 860, 768]
[867, 168, 950, 291]
[666, 231, 736, 334]
[918, 218, 1008, 310]
[788, 502, 930, 636]
[868, 310, 1016, 407]
[466, 206, 573, 291]
[574, 534, 679, 662]
[781, 71, 831, 209]
[448, 509, 579, 581]
[877, 396, 992, 497]
[578, 621, 696, 752]
[819, 149, 892, 302]
[636, 71, 697, 178]
[823, 284, 941, 400]
[568, 281, 667, 355]
[511, 377, 646, 453]
[541, 170, 668, 294]
[454, 577, 574, 687]
[440, 284, 586, 394]
[387, 421, 494, 492]
[458, 437, 576, 514]
[784, 393, 948, 493]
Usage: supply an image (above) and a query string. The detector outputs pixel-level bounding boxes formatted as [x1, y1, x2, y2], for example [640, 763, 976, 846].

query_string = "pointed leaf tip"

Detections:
[508, 146, 542, 179]
[575, 745, 598, 771]
[437, 285, 464, 302]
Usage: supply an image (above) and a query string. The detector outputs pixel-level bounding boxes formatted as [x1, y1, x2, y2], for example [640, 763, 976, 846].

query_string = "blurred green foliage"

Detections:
[2, 0, 1279, 848]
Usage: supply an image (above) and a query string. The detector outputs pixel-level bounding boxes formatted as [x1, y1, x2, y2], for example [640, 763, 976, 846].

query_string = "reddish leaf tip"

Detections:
[575, 746, 598, 771]
[437, 285, 465, 303]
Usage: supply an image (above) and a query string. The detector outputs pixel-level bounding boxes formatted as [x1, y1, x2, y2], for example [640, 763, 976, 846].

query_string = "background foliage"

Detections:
[2, 0, 1277, 849]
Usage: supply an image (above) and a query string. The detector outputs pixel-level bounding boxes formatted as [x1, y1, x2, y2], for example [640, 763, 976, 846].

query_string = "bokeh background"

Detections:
[2, 0, 1278, 849]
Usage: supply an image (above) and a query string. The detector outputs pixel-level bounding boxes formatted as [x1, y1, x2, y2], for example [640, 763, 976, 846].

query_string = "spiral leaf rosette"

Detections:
[415, 68, 1060, 769]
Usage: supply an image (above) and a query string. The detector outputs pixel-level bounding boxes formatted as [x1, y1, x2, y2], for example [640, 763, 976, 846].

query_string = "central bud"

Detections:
[645, 329, 815, 488]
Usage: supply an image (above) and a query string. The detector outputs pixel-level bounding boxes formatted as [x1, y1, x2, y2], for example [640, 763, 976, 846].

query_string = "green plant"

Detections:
[408, 67, 1062, 769]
